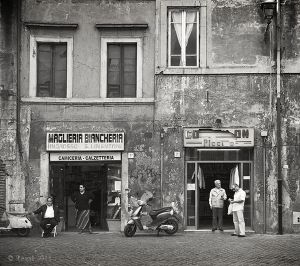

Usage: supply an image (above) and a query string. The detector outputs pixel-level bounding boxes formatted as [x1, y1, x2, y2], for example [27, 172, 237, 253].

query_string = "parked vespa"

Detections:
[124, 191, 180, 237]
[0, 206, 32, 237]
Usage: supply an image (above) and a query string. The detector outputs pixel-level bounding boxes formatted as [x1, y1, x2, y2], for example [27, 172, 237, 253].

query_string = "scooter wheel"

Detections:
[17, 228, 30, 237]
[124, 224, 136, 237]
[164, 219, 178, 235]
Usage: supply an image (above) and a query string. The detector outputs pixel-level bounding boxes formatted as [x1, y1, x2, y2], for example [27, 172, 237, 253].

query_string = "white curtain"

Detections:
[229, 165, 240, 188]
[171, 11, 196, 65]
[191, 166, 205, 189]
[172, 12, 183, 48]
[198, 166, 206, 189]
[185, 12, 196, 47]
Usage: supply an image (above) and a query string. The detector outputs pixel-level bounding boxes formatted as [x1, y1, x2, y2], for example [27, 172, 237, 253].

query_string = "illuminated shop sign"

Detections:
[46, 132, 124, 151]
[50, 152, 121, 161]
[184, 128, 254, 147]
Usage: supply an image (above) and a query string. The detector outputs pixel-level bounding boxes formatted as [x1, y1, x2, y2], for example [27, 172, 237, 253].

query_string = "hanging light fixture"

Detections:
[261, 0, 277, 25]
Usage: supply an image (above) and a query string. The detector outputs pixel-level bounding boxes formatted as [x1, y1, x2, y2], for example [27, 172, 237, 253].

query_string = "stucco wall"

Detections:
[11, 0, 300, 233]
[154, 0, 300, 233]
[21, 0, 156, 98]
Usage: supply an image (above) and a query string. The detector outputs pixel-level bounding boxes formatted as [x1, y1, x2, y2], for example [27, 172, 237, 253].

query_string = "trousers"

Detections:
[40, 218, 58, 235]
[233, 210, 245, 236]
[212, 207, 223, 229]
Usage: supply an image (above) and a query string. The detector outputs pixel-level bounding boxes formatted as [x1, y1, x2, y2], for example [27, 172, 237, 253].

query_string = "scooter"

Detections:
[124, 191, 180, 237]
[0, 206, 32, 237]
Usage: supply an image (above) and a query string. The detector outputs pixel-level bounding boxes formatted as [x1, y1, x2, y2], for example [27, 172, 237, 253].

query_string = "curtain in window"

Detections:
[171, 11, 196, 65]
[191, 166, 206, 189]
[185, 12, 196, 47]
[172, 12, 183, 48]
[229, 165, 240, 188]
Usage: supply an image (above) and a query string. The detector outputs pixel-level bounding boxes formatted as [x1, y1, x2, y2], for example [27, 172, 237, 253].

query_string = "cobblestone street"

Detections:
[0, 231, 300, 266]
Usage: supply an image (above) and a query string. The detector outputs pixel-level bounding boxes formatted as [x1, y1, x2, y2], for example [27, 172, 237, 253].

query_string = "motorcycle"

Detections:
[0, 206, 32, 237]
[124, 191, 180, 237]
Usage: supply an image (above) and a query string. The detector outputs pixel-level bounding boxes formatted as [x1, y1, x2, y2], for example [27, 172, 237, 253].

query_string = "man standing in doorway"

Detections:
[229, 183, 246, 237]
[209, 180, 227, 231]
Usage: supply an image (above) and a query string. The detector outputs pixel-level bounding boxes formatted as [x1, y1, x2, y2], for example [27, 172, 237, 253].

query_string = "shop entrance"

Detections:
[185, 148, 253, 230]
[50, 162, 121, 231]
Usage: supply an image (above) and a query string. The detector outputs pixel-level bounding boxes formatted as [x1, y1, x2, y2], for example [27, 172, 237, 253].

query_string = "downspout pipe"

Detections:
[276, 0, 283, 235]
[16, 0, 23, 159]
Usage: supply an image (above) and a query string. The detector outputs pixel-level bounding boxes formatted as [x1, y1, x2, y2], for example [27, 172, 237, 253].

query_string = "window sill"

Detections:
[21, 97, 155, 105]
[157, 65, 273, 75]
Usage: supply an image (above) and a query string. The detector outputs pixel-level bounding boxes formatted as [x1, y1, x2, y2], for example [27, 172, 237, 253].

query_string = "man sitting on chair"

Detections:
[33, 196, 60, 237]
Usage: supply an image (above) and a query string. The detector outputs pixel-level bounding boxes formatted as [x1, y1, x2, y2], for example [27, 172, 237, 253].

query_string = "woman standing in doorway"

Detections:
[71, 184, 94, 234]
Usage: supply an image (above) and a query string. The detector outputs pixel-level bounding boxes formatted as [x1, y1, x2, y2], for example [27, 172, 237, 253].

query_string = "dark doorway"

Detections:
[198, 163, 236, 229]
[50, 162, 121, 231]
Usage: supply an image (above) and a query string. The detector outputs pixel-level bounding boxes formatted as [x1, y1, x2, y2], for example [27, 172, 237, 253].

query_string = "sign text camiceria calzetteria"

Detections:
[46, 132, 125, 151]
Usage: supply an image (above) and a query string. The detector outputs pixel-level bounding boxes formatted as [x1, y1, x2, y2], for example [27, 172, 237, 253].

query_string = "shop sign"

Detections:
[46, 132, 124, 151]
[50, 152, 121, 161]
[184, 128, 254, 147]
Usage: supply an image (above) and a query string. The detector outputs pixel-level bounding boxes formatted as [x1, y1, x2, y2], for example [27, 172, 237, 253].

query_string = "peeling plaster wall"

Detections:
[11, 0, 300, 233]
[281, 75, 300, 233]
[155, 0, 300, 233]
[211, 0, 267, 66]
[19, 0, 157, 213]
[0, 0, 23, 212]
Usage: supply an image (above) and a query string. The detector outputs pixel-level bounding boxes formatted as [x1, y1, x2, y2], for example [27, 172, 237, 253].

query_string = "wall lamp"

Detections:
[261, 0, 277, 25]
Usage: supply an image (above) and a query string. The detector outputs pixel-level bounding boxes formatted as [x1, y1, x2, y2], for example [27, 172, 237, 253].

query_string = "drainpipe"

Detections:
[16, 0, 23, 159]
[160, 128, 164, 208]
[261, 131, 268, 234]
[276, 0, 283, 235]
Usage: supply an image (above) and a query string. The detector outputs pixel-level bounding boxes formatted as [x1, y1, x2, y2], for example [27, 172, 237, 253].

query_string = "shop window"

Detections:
[168, 9, 199, 67]
[100, 38, 143, 98]
[107, 43, 137, 98]
[29, 36, 73, 98]
[107, 165, 121, 220]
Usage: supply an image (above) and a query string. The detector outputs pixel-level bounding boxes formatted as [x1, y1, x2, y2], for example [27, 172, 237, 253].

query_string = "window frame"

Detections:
[100, 37, 143, 99]
[29, 36, 73, 98]
[168, 9, 200, 68]
[107, 43, 137, 98]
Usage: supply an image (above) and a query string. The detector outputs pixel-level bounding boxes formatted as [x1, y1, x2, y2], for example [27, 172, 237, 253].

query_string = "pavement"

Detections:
[0, 230, 300, 266]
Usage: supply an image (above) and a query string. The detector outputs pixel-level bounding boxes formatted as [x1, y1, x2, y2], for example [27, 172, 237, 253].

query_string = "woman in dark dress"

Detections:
[71, 184, 94, 233]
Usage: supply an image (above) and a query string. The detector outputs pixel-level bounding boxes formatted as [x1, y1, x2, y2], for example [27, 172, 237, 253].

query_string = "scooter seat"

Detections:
[149, 207, 172, 217]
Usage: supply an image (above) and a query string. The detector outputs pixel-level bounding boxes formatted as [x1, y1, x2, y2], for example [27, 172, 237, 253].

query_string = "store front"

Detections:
[46, 132, 124, 232]
[184, 128, 254, 230]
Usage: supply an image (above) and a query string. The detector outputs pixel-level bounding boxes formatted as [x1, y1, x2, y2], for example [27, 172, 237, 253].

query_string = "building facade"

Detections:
[1, 0, 300, 234]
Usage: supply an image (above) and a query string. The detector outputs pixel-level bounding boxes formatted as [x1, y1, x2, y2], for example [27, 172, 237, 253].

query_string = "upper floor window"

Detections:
[37, 43, 67, 97]
[29, 36, 73, 98]
[107, 43, 137, 98]
[100, 38, 143, 98]
[168, 9, 199, 67]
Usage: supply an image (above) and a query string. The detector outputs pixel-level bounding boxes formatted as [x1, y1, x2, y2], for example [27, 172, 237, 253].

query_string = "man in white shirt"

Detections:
[228, 183, 246, 237]
[209, 180, 227, 231]
[33, 196, 59, 237]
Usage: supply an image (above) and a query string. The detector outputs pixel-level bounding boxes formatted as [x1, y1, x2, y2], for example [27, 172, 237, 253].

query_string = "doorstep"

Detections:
[184, 229, 255, 233]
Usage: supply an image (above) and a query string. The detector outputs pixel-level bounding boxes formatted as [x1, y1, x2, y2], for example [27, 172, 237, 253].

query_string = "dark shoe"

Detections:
[212, 228, 217, 232]
[231, 233, 237, 236]
[219, 228, 224, 231]
[238, 235, 246, 237]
